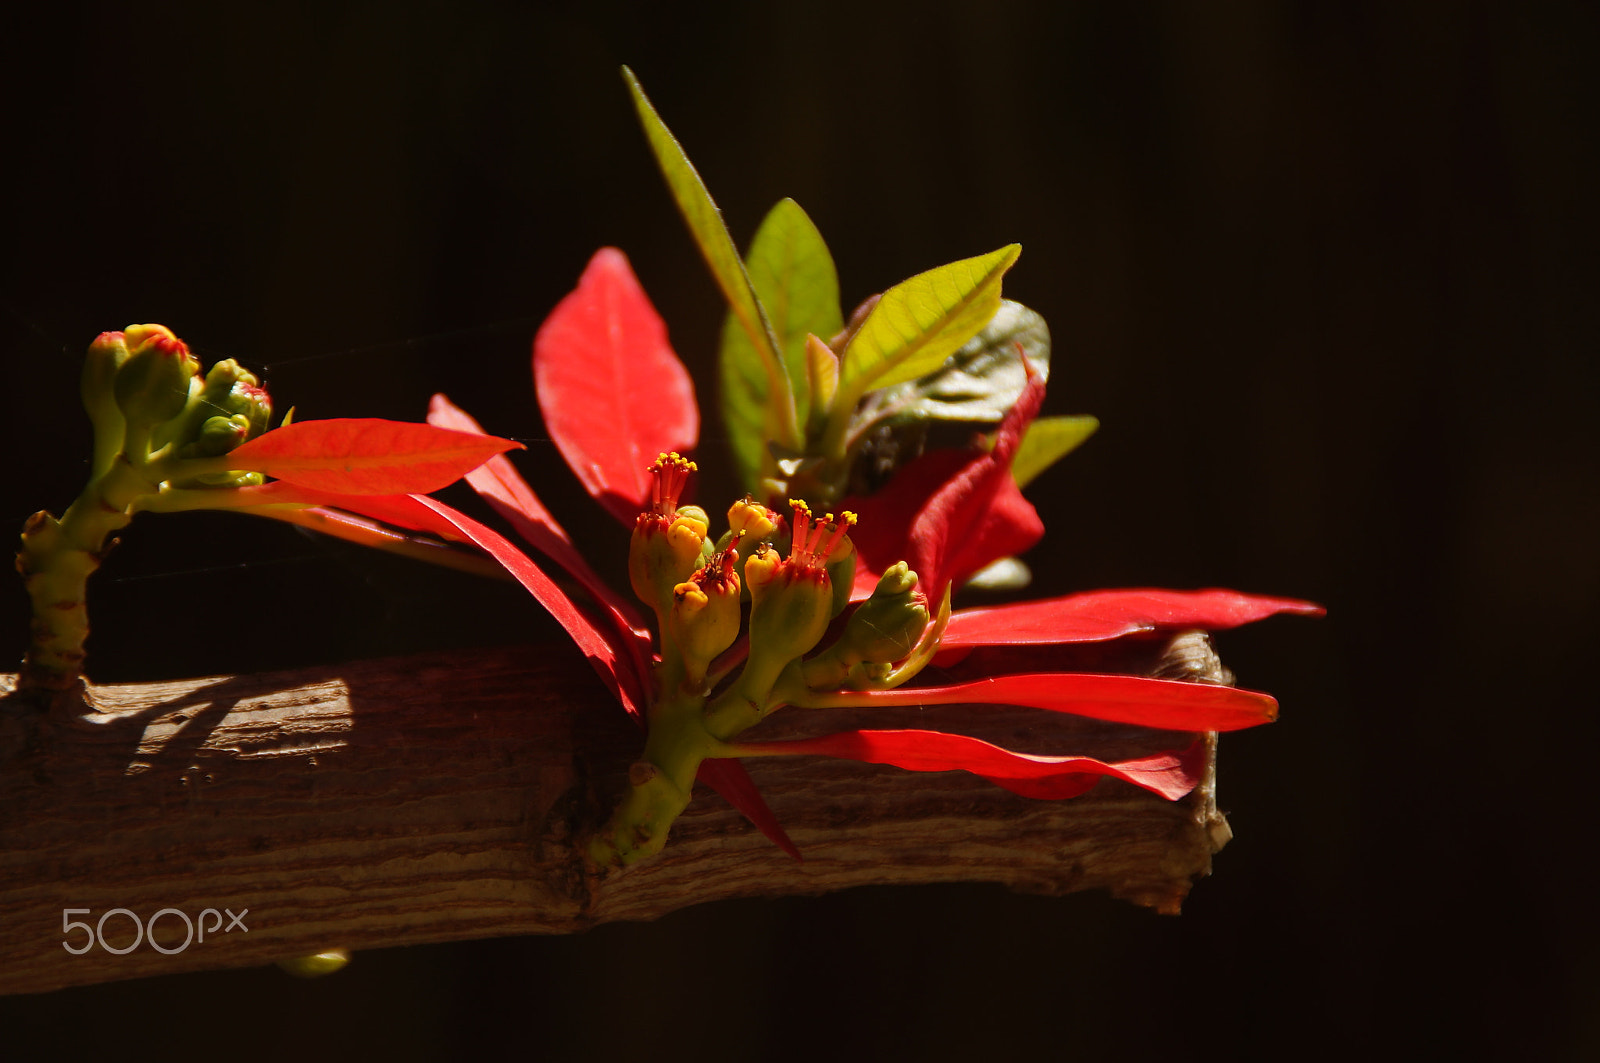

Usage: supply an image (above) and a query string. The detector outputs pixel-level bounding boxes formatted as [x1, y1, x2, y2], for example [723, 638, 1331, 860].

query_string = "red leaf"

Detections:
[847, 373, 1046, 600]
[942, 589, 1326, 649]
[837, 672, 1277, 732]
[219, 480, 474, 542]
[534, 248, 698, 525]
[733, 731, 1205, 801]
[227, 419, 520, 495]
[428, 394, 653, 689]
[697, 758, 801, 860]
[408, 496, 647, 721]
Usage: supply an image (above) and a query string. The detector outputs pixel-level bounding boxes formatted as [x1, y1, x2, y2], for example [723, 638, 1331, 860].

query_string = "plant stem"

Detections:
[16, 456, 158, 690]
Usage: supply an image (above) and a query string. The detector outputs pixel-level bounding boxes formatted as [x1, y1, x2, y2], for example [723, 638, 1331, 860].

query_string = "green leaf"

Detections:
[720, 199, 843, 490]
[1010, 415, 1099, 489]
[837, 244, 1020, 402]
[622, 66, 796, 445]
[852, 300, 1050, 435]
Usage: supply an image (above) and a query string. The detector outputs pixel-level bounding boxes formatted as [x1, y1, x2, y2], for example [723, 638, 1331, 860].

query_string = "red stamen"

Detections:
[647, 452, 696, 517]
[785, 501, 856, 569]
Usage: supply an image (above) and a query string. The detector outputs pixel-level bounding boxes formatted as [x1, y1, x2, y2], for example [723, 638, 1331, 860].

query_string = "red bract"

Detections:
[845, 370, 1046, 603]
[227, 418, 520, 495]
[734, 732, 1207, 802]
[534, 248, 699, 524]
[805, 672, 1280, 732]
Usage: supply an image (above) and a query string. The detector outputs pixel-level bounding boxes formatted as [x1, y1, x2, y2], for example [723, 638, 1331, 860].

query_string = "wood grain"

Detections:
[0, 631, 1234, 994]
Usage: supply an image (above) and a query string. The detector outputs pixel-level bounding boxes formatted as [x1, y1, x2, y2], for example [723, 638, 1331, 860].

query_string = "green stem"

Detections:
[586, 688, 729, 867]
[16, 457, 159, 690]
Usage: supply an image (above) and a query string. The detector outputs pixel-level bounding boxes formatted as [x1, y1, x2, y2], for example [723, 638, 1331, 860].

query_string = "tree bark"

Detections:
[0, 632, 1234, 995]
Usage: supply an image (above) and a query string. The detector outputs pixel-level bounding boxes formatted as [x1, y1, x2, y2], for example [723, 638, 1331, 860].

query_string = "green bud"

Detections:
[158, 358, 273, 454]
[112, 324, 199, 431]
[81, 331, 131, 475]
[189, 414, 252, 457]
[801, 562, 929, 691]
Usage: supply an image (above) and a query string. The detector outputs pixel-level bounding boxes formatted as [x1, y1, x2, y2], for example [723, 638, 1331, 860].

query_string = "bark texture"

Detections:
[1, 632, 1234, 995]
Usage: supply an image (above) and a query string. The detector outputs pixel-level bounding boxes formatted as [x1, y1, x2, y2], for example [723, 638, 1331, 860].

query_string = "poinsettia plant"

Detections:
[13, 67, 1320, 872]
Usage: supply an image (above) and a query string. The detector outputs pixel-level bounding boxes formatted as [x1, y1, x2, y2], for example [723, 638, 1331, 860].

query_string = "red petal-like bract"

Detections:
[407, 496, 647, 720]
[227, 419, 520, 495]
[942, 589, 1327, 648]
[534, 248, 699, 525]
[218, 480, 475, 542]
[847, 373, 1046, 601]
[428, 394, 653, 690]
[735, 731, 1206, 801]
[697, 758, 801, 860]
[838, 672, 1277, 732]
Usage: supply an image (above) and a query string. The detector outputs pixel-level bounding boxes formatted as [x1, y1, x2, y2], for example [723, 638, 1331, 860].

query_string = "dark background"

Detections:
[3, 2, 1594, 1059]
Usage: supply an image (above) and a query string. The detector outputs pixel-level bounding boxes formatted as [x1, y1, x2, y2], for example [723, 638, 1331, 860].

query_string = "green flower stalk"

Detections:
[14, 324, 518, 695]
[18, 325, 217, 690]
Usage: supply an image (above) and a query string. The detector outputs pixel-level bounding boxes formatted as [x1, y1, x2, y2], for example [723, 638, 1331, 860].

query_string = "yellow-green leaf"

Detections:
[1011, 415, 1099, 489]
[837, 245, 1021, 401]
[623, 67, 796, 445]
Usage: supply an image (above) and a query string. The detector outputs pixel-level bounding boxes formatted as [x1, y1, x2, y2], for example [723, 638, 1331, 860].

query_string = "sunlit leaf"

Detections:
[225, 419, 520, 495]
[1010, 415, 1099, 489]
[534, 248, 698, 525]
[734, 731, 1206, 802]
[622, 66, 796, 445]
[836, 245, 1020, 402]
[854, 300, 1051, 434]
[719, 199, 842, 489]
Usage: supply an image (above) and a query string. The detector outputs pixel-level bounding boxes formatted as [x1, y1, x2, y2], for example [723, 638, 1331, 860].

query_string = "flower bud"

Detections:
[82, 331, 129, 417]
[81, 332, 131, 473]
[190, 414, 253, 457]
[801, 562, 929, 691]
[112, 324, 199, 431]
[158, 358, 274, 454]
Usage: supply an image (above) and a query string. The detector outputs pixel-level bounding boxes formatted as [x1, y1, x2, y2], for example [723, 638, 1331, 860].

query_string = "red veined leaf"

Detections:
[821, 672, 1277, 732]
[733, 731, 1205, 801]
[696, 758, 801, 860]
[408, 495, 646, 721]
[227, 418, 521, 495]
[534, 248, 698, 525]
[428, 394, 652, 689]
[941, 589, 1327, 649]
